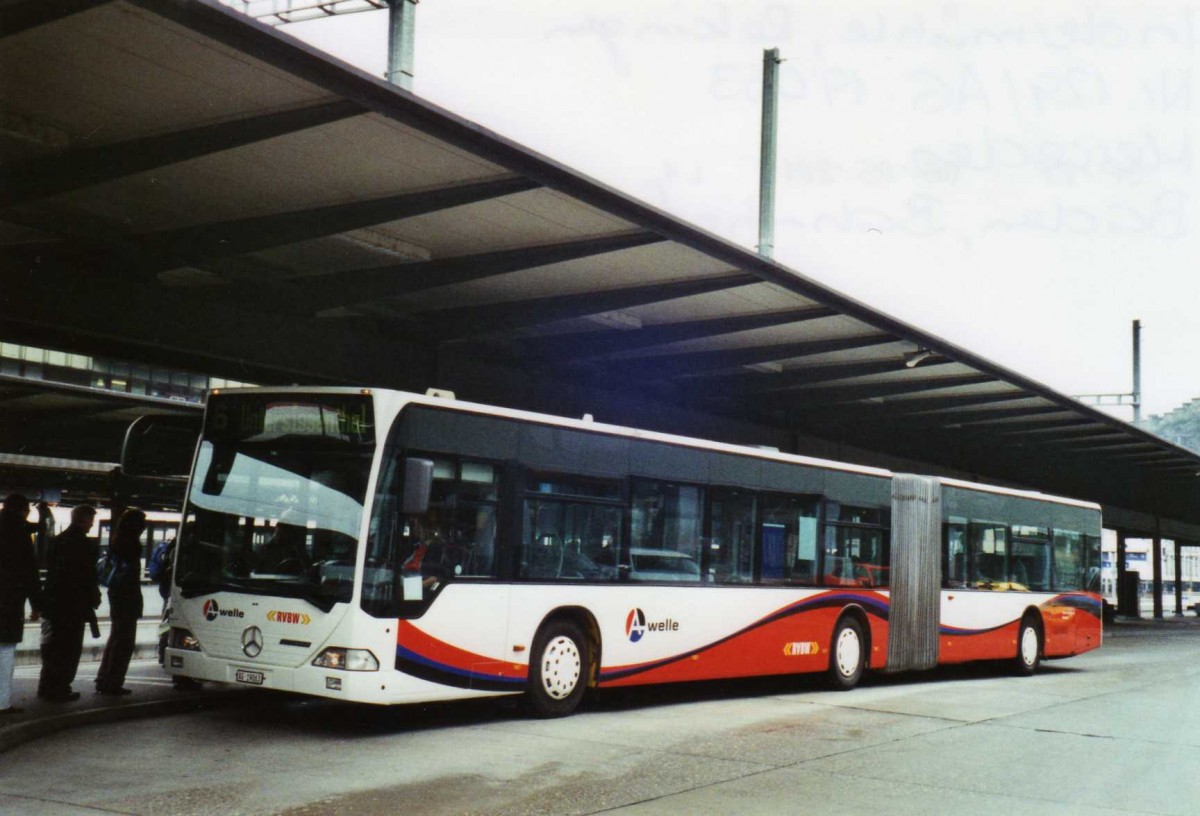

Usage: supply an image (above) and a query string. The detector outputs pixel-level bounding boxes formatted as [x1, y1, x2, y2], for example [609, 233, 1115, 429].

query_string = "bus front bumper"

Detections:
[164, 648, 381, 702]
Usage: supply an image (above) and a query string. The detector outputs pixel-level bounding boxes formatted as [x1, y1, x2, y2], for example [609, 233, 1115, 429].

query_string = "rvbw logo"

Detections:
[625, 608, 680, 643]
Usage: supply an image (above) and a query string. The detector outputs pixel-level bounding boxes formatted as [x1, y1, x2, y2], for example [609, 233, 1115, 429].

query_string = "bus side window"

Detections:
[362, 449, 406, 613]
[630, 480, 704, 583]
[822, 503, 889, 588]
[943, 520, 967, 588]
[1052, 529, 1083, 591]
[519, 473, 622, 582]
[968, 522, 1007, 590]
[1011, 526, 1051, 591]
[708, 489, 756, 584]
[423, 459, 499, 582]
[759, 493, 819, 586]
[1083, 535, 1102, 592]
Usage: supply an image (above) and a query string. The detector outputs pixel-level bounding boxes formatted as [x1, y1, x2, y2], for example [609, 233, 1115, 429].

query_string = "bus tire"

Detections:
[527, 619, 589, 718]
[1013, 616, 1041, 676]
[827, 616, 865, 691]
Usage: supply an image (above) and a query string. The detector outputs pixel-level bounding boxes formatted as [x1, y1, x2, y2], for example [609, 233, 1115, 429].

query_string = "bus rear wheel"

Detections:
[527, 619, 589, 718]
[827, 617, 865, 690]
[1013, 617, 1041, 676]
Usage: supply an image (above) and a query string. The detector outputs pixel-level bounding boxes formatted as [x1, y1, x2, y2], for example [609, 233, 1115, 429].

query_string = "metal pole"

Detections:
[758, 48, 781, 259]
[1132, 319, 1142, 422]
[1174, 540, 1183, 616]
[386, 0, 418, 90]
[1152, 530, 1163, 620]
[1116, 530, 1130, 616]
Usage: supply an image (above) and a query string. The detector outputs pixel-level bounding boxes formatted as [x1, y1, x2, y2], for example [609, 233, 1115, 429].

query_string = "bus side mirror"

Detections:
[402, 458, 434, 515]
[122, 413, 203, 478]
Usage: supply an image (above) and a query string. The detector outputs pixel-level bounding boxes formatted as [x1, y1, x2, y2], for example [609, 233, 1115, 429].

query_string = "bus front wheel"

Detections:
[527, 619, 589, 718]
[1013, 617, 1041, 676]
[827, 616, 865, 690]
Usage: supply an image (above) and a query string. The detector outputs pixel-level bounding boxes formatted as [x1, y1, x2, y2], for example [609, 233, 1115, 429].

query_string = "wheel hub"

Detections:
[1021, 626, 1038, 666]
[836, 627, 861, 677]
[540, 635, 582, 700]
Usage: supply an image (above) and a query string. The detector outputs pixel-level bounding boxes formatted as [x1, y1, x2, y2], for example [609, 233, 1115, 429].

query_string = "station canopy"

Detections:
[1, 0, 1198, 536]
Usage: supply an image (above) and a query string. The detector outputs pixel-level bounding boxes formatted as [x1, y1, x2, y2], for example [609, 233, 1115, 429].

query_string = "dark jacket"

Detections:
[43, 524, 101, 621]
[106, 554, 143, 619]
[0, 518, 42, 644]
[106, 524, 143, 619]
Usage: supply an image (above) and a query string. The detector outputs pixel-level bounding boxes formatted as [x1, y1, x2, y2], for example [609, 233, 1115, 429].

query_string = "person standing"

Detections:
[38, 505, 99, 702]
[95, 508, 146, 696]
[148, 534, 174, 664]
[0, 494, 42, 714]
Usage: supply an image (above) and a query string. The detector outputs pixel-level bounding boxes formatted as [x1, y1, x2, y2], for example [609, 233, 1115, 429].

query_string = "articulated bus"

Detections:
[164, 388, 1103, 717]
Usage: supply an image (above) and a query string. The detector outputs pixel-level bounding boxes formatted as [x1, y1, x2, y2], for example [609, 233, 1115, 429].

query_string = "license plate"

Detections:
[235, 669, 265, 685]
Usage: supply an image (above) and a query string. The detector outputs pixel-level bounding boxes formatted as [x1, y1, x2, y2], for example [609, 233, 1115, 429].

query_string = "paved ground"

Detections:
[1, 616, 1198, 815]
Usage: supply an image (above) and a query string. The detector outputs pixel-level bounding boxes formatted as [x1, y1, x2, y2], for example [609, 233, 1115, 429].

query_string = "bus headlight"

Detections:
[312, 648, 379, 672]
[169, 628, 202, 652]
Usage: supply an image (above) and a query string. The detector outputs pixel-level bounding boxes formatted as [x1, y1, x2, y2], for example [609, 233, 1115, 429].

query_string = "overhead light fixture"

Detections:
[904, 349, 935, 368]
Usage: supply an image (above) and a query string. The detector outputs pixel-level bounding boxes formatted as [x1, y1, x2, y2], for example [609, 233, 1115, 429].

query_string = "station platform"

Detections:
[2, 583, 246, 754]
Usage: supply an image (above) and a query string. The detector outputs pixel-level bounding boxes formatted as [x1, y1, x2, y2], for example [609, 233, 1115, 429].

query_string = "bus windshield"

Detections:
[175, 393, 375, 611]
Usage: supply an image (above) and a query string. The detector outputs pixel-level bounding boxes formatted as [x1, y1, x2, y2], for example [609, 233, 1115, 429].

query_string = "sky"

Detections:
[264, 0, 1198, 419]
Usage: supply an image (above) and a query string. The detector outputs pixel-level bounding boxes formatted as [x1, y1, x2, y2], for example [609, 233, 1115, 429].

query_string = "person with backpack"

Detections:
[148, 536, 174, 612]
[148, 535, 174, 665]
[95, 509, 146, 696]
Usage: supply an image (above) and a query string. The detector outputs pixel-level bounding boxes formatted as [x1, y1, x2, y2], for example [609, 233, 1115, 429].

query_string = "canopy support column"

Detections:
[1174, 540, 1183, 616]
[1152, 531, 1163, 620]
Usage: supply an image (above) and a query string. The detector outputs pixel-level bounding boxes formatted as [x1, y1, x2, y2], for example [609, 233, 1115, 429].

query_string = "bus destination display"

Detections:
[205, 393, 374, 444]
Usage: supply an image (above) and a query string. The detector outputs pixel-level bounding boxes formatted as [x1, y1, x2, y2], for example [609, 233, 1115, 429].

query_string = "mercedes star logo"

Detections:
[241, 626, 263, 658]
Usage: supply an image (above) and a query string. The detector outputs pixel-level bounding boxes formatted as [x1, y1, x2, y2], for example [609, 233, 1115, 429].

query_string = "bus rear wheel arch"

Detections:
[1013, 612, 1043, 676]
[526, 616, 594, 718]
[827, 612, 868, 690]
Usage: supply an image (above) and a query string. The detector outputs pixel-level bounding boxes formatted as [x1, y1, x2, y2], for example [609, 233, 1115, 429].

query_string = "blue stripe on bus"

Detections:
[395, 644, 526, 692]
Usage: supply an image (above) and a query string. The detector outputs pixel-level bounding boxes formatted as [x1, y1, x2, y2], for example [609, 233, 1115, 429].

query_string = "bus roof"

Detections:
[211, 386, 1101, 513]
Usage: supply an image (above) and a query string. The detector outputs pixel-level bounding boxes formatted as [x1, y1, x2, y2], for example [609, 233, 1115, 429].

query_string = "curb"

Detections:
[0, 691, 242, 754]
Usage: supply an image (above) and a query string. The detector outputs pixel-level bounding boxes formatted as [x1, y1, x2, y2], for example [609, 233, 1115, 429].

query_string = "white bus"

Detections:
[164, 388, 1103, 717]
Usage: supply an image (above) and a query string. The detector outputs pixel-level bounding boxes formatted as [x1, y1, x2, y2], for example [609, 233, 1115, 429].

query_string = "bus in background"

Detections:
[164, 388, 1102, 717]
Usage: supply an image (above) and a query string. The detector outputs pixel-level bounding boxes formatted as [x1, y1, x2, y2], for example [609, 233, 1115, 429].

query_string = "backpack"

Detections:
[148, 539, 174, 582]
